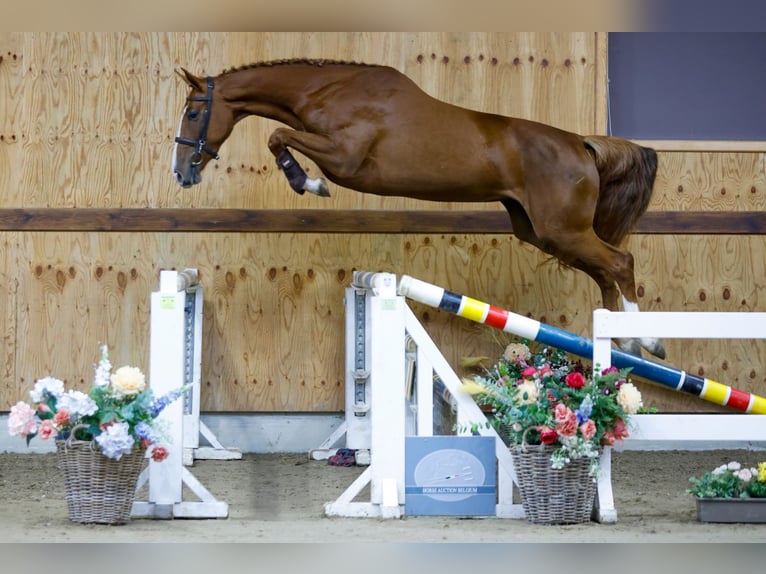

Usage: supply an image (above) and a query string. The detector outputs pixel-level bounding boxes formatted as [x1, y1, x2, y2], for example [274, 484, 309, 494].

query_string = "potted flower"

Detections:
[687, 461, 766, 523]
[461, 340, 644, 524]
[7, 345, 188, 524]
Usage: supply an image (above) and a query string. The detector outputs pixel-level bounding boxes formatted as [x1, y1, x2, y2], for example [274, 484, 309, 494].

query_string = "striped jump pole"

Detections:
[397, 274, 766, 415]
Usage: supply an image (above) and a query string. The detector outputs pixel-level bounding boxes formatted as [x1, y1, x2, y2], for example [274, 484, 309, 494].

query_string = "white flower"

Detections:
[616, 382, 643, 414]
[57, 390, 98, 417]
[29, 377, 65, 402]
[95, 422, 135, 460]
[110, 366, 146, 398]
[735, 468, 753, 482]
[712, 464, 728, 476]
[93, 344, 112, 387]
[727, 461, 741, 471]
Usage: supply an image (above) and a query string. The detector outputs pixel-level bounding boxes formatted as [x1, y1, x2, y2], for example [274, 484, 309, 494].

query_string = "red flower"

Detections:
[565, 372, 586, 389]
[539, 426, 558, 444]
[151, 446, 169, 462]
[522, 366, 537, 379]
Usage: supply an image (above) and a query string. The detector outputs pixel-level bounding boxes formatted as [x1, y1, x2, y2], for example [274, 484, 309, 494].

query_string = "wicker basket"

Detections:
[510, 443, 597, 525]
[56, 438, 146, 525]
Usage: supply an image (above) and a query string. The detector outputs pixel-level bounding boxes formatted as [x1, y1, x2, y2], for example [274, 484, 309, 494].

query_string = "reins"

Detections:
[175, 76, 221, 165]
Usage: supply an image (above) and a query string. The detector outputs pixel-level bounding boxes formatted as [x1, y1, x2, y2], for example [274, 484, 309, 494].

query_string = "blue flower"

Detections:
[149, 387, 189, 417]
[135, 420, 159, 442]
[576, 395, 593, 424]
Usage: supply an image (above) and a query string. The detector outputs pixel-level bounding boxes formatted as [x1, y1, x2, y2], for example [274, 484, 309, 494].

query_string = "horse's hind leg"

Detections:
[563, 234, 666, 360]
[503, 200, 665, 359]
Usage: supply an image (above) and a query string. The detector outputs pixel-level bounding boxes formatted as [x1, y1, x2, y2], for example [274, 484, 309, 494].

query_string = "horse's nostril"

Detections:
[174, 171, 184, 185]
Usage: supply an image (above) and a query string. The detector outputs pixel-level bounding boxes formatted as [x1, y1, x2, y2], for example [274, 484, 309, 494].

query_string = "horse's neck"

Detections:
[218, 66, 317, 122]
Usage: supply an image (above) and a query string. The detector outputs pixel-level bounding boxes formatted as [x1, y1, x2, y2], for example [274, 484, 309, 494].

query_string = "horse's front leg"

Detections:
[268, 129, 335, 197]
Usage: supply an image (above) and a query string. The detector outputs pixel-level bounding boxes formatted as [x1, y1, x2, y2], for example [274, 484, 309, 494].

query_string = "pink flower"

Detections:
[8, 402, 37, 437]
[38, 419, 56, 440]
[538, 365, 552, 378]
[601, 366, 620, 375]
[554, 404, 578, 437]
[579, 419, 596, 440]
[603, 418, 629, 446]
[522, 366, 537, 379]
[553, 403, 571, 423]
[53, 410, 70, 426]
[565, 372, 586, 389]
[612, 418, 629, 442]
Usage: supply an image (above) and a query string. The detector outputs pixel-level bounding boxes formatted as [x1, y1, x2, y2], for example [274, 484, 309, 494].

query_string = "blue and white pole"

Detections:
[397, 274, 766, 414]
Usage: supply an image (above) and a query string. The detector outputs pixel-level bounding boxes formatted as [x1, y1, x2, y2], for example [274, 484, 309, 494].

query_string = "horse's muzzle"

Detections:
[174, 168, 200, 188]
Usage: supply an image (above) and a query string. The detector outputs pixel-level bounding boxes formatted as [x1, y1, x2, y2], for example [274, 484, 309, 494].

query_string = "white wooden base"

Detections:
[132, 467, 229, 519]
[183, 422, 243, 465]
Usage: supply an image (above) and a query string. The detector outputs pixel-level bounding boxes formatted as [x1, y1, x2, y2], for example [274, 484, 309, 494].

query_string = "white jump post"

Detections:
[324, 271, 522, 519]
[592, 308, 766, 523]
[131, 268, 228, 519]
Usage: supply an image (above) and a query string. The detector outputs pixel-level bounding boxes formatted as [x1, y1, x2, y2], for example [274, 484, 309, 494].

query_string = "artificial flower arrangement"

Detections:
[461, 340, 645, 477]
[7, 345, 187, 462]
[687, 461, 766, 499]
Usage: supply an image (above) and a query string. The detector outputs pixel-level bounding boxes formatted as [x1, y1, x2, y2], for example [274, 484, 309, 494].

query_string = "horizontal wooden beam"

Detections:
[0, 208, 764, 235]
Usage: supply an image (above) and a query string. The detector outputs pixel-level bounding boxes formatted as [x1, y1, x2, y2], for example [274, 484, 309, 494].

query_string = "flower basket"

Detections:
[688, 460, 766, 523]
[56, 438, 146, 524]
[7, 345, 189, 524]
[511, 443, 597, 525]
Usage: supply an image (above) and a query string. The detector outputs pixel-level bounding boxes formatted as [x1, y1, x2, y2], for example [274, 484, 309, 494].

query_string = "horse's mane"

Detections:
[221, 58, 378, 76]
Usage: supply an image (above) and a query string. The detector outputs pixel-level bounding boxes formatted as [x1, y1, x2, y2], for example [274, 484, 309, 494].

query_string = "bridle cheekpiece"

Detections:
[175, 76, 221, 166]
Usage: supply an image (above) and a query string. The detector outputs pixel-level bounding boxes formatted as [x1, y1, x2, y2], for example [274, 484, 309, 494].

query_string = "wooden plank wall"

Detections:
[0, 32, 764, 414]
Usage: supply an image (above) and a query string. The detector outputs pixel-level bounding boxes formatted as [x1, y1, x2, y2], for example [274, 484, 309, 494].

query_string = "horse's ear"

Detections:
[176, 67, 204, 89]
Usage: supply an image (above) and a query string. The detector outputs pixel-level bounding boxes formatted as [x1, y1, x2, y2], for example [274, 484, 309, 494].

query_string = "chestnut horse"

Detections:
[172, 59, 664, 359]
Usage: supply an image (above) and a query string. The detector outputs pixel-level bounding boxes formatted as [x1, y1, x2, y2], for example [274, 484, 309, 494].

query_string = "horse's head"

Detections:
[172, 68, 235, 188]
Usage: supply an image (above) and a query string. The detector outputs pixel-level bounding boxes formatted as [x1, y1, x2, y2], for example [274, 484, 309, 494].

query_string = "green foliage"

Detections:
[687, 462, 766, 499]
[463, 339, 646, 476]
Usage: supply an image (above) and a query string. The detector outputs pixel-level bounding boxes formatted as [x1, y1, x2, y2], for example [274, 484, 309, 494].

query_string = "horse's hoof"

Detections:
[617, 338, 643, 357]
[305, 177, 330, 197]
[641, 338, 666, 360]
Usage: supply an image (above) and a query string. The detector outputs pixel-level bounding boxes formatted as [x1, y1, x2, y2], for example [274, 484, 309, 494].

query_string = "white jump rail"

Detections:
[592, 308, 766, 522]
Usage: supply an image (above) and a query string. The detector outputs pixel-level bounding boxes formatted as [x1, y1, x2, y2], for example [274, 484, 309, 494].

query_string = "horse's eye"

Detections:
[187, 109, 200, 121]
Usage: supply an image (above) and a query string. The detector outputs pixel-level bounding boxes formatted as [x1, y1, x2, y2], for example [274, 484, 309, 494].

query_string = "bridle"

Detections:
[175, 76, 220, 166]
